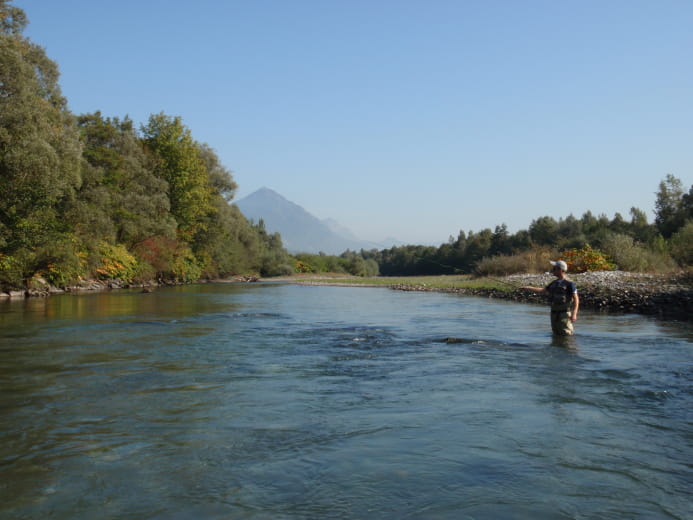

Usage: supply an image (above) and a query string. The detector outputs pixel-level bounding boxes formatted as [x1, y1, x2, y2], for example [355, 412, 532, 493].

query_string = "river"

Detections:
[0, 283, 691, 519]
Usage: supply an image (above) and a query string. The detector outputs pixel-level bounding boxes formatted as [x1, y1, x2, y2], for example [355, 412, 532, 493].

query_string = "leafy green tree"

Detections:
[464, 229, 493, 266]
[529, 216, 558, 246]
[142, 113, 214, 241]
[654, 174, 688, 238]
[628, 207, 658, 243]
[0, 1, 82, 286]
[489, 224, 511, 256]
[669, 221, 693, 267]
[197, 142, 237, 201]
[509, 229, 532, 251]
[251, 220, 293, 276]
[555, 215, 586, 249]
[74, 112, 177, 247]
[683, 185, 693, 222]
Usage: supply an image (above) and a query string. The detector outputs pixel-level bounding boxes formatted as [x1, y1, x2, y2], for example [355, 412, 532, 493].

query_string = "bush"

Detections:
[130, 261, 157, 285]
[600, 233, 677, 272]
[133, 236, 201, 282]
[475, 248, 557, 276]
[294, 259, 315, 273]
[39, 236, 88, 287]
[561, 245, 615, 272]
[262, 262, 293, 277]
[170, 248, 203, 282]
[475, 255, 528, 276]
[93, 242, 138, 281]
[294, 253, 349, 274]
[670, 221, 693, 267]
[0, 253, 25, 289]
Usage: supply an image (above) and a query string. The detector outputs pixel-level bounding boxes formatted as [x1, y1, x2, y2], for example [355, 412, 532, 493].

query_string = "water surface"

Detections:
[0, 283, 691, 519]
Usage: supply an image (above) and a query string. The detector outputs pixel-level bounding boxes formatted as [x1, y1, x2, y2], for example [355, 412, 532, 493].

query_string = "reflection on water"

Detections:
[0, 284, 691, 519]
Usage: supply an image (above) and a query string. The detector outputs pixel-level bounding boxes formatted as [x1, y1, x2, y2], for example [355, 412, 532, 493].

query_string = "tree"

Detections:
[628, 207, 657, 244]
[669, 221, 693, 267]
[529, 216, 558, 246]
[683, 185, 693, 221]
[464, 229, 493, 266]
[0, 1, 82, 285]
[74, 112, 176, 247]
[489, 224, 511, 256]
[141, 113, 214, 241]
[654, 174, 687, 238]
[556, 214, 586, 249]
[197, 143, 237, 201]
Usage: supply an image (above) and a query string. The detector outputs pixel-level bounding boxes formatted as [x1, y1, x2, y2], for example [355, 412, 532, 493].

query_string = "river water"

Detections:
[0, 283, 691, 519]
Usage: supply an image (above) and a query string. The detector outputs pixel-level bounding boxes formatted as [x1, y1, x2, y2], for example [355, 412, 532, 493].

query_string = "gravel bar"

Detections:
[391, 271, 693, 322]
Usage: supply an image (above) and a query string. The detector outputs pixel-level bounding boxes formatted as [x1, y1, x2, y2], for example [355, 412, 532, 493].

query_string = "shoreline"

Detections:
[269, 271, 693, 322]
[2, 272, 691, 322]
[0, 274, 259, 299]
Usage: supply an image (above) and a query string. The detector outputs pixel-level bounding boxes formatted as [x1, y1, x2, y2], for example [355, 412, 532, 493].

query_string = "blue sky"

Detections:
[19, 0, 692, 245]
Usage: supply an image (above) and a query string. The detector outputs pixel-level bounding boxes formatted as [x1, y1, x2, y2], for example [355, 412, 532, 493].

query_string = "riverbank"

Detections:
[3, 271, 690, 321]
[271, 271, 693, 321]
[0, 274, 259, 299]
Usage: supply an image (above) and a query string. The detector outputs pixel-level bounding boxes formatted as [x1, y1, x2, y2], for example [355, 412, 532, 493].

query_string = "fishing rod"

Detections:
[404, 258, 525, 289]
[477, 275, 523, 289]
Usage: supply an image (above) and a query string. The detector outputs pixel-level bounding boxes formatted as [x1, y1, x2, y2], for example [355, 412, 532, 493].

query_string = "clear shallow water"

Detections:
[0, 283, 691, 519]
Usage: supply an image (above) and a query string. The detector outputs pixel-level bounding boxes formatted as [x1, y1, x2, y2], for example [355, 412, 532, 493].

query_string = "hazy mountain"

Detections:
[234, 188, 403, 254]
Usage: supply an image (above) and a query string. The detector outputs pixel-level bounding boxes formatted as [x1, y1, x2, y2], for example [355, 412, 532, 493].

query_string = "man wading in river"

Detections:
[520, 260, 580, 336]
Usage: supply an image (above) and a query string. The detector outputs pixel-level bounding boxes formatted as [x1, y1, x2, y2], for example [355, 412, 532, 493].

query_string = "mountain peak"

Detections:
[245, 187, 287, 203]
[235, 188, 394, 254]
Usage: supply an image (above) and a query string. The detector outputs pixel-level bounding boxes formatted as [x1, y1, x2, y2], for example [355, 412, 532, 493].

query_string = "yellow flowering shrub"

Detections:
[93, 243, 138, 281]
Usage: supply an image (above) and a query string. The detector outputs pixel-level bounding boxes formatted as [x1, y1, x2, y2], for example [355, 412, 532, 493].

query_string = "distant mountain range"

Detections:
[234, 187, 403, 254]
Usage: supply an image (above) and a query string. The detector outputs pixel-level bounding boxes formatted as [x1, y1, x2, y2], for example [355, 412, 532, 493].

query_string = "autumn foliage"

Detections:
[560, 246, 616, 273]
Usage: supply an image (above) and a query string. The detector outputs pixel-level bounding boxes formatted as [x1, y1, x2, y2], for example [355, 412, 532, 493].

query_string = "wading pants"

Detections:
[551, 309, 574, 336]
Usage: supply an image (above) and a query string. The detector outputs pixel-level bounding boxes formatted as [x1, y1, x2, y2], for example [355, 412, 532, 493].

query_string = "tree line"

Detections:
[378, 174, 692, 276]
[0, 1, 292, 290]
[301, 175, 692, 277]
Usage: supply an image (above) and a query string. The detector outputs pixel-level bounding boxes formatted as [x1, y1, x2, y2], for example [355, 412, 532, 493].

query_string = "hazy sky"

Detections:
[19, 0, 692, 245]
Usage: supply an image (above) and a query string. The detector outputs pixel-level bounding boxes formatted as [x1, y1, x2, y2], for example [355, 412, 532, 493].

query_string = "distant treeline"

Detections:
[298, 175, 693, 277]
[1, 2, 292, 290]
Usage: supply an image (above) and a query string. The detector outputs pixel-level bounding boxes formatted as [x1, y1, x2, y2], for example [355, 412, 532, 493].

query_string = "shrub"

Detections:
[475, 248, 557, 276]
[670, 221, 693, 267]
[294, 259, 315, 273]
[39, 236, 88, 287]
[130, 261, 157, 285]
[600, 233, 677, 272]
[170, 247, 202, 282]
[132, 236, 201, 282]
[93, 243, 138, 281]
[0, 253, 25, 289]
[561, 245, 615, 272]
[475, 255, 528, 276]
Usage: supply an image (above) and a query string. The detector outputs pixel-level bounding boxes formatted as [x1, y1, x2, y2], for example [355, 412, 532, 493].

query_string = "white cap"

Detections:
[550, 260, 568, 272]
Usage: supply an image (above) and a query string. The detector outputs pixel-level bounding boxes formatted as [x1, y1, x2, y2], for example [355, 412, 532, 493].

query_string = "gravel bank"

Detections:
[393, 271, 693, 321]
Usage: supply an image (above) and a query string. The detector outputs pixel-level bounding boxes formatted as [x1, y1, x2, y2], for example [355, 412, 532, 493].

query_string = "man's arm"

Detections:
[520, 285, 547, 294]
[571, 292, 580, 322]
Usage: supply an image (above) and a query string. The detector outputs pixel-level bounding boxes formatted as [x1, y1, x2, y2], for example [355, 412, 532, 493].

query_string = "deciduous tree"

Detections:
[141, 113, 214, 241]
[655, 174, 688, 238]
[0, 1, 82, 284]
